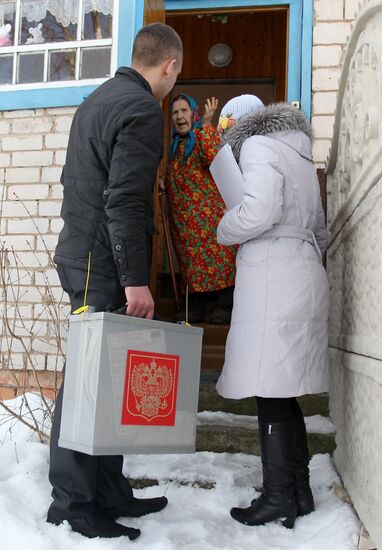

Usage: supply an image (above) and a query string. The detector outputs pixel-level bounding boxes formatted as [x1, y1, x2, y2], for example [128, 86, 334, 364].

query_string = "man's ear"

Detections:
[163, 58, 178, 77]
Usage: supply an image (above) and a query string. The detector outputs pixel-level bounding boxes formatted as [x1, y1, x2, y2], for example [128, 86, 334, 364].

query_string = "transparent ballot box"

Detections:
[59, 312, 203, 455]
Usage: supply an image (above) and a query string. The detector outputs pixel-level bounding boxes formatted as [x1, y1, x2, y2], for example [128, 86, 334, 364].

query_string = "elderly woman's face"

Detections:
[172, 99, 193, 135]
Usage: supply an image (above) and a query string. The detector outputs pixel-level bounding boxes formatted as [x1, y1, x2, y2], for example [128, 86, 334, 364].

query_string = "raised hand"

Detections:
[202, 97, 219, 127]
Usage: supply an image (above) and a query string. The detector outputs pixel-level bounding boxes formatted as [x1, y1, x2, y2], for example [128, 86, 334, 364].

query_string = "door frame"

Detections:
[164, 0, 313, 119]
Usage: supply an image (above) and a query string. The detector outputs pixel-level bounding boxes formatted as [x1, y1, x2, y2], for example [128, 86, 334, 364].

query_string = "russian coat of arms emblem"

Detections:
[121, 350, 180, 426]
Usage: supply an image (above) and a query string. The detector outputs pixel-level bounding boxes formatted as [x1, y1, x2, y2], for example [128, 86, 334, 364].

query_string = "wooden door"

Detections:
[151, 6, 288, 304]
[144, 1, 167, 300]
[144, 0, 165, 24]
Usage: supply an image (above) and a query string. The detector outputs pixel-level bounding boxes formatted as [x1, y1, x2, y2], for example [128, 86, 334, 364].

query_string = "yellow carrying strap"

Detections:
[72, 252, 92, 316]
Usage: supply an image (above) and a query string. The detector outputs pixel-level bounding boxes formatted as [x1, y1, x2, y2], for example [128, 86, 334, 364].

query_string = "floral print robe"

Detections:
[168, 125, 237, 293]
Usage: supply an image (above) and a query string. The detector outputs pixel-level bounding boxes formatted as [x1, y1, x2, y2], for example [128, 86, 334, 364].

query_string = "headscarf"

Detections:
[170, 94, 202, 161]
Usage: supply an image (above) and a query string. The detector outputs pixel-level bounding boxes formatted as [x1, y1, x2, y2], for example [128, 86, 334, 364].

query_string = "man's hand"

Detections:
[125, 286, 154, 319]
[202, 97, 219, 127]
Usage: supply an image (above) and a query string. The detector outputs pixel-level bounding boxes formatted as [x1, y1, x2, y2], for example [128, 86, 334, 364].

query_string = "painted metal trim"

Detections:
[288, 1, 302, 105]
[0, 84, 105, 110]
[300, 0, 313, 119]
[117, 0, 145, 67]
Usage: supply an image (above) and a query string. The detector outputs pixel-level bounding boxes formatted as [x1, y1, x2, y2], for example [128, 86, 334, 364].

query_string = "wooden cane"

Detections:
[158, 186, 181, 311]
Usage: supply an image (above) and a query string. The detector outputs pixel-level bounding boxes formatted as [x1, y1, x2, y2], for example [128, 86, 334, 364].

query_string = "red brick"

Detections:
[0, 388, 17, 400]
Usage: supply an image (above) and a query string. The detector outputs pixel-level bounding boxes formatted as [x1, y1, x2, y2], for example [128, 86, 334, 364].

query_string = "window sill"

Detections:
[0, 80, 107, 111]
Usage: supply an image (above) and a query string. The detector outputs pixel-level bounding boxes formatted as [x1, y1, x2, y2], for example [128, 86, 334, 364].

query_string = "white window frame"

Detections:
[0, 0, 120, 92]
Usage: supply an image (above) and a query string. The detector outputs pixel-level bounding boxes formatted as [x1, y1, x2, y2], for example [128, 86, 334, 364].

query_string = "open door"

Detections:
[144, 1, 167, 301]
[144, 0, 165, 24]
[151, 6, 288, 308]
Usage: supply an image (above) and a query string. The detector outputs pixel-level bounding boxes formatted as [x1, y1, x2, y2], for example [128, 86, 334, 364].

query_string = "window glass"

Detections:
[20, 7, 78, 45]
[0, 54, 13, 83]
[0, 1, 16, 46]
[80, 46, 111, 79]
[17, 52, 44, 83]
[83, 1, 113, 40]
[49, 49, 76, 81]
[0, 0, 114, 85]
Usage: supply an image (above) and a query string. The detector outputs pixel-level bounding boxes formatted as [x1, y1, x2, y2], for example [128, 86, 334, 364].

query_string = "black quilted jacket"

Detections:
[54, 67, 163, 287]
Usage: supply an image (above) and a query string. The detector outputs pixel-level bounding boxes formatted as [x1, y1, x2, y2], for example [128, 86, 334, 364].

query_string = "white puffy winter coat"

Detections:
[216, 105, 329, 399]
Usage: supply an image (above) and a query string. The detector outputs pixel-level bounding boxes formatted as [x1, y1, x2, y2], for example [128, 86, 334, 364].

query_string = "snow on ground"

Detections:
[0, 394, 360, 550]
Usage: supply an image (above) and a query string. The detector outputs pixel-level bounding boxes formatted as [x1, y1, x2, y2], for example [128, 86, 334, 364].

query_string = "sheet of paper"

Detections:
[209, 143, 244, 209]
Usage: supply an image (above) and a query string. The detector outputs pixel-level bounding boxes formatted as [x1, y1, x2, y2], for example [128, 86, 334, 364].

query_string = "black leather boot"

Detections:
[231, 421, 297, 529]
[251, 413, 315, 517]
[294, 410, 314, 516]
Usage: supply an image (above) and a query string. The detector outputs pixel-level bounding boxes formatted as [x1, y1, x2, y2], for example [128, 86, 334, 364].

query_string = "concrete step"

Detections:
[201, 344, 225, 371]
[196, 424, 335, 457]
[198, 380, 330, 417]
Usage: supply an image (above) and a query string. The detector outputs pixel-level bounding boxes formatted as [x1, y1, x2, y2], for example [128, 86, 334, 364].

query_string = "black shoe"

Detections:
[210, 287, 233, 324]
[102, 496, 168, 519]
[232, 421, 297, 529]
[231, 493, 296, 528]
[251, 487, 314, 517]
[47, 513, 141, 540]
[209, 306, 231, 325]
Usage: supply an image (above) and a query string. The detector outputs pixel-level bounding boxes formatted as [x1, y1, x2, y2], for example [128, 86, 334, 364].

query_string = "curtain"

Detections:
[1, 0, 113, 27]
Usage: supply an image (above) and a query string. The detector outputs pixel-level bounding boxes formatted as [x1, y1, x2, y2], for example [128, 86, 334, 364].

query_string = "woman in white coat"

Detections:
[216, 97, 329, 529]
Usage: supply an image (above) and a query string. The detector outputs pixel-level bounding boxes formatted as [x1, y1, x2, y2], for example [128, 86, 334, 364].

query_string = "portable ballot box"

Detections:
[59, 312, 203, 455]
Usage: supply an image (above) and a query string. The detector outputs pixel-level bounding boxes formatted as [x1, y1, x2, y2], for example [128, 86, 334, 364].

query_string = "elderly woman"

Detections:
[167, 94, 237, 324]
[216, 96, 329, 529]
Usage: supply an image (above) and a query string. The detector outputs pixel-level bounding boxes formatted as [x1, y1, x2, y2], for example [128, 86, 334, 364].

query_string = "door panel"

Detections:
[144, 0, 166, 300]
[144, 0, 165, 24]
[167, 10, 287, 102]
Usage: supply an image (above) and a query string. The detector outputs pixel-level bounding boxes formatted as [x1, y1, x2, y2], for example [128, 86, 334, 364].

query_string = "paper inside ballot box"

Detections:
[58, 313, 203, 455]
[209, 143, 244, 209]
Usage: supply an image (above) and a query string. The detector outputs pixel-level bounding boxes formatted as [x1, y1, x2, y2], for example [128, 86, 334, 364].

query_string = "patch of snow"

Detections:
[0, 394, 359, 550]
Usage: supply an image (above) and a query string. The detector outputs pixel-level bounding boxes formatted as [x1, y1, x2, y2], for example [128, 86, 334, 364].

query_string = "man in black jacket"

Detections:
[47, 23, 183, 541]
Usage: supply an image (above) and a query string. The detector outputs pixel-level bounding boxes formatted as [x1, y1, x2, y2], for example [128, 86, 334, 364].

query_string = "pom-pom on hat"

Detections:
[219, 94, 264, 130]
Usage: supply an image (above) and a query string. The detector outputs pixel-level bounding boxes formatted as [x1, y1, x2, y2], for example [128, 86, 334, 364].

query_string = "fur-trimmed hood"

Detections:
[221, 102, 312, 162]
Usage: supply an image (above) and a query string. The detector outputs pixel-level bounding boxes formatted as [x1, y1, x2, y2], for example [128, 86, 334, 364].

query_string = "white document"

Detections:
[210, 143, 244, 209]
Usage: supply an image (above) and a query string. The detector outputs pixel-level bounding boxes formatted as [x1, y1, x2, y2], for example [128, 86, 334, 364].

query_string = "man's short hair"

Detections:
[132, 23, 183, 67]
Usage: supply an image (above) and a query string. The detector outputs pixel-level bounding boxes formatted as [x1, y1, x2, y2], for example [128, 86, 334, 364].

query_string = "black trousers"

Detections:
[48, 266, 133, 520]
[256, 397, 304, 424]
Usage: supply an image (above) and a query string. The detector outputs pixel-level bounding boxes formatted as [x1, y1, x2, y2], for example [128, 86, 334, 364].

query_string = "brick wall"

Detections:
[0, 0, 364, 397]
[311, 0, 360, 166]
[0, 108, 73, 399]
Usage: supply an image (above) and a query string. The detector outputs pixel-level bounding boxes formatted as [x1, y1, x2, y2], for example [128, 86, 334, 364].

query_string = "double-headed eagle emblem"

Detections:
[131, 358, 173, 419]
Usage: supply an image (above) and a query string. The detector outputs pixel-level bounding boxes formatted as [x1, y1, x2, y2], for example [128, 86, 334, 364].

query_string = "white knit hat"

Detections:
[219, 94, 264, 121]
